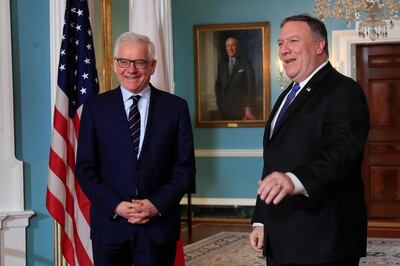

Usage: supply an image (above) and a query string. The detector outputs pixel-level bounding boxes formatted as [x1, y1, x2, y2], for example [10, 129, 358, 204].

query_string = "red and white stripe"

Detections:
[46, 88, 93, 266]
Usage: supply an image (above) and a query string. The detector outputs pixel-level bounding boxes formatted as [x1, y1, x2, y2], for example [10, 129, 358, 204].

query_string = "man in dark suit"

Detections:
[250, 14, 369, 266]
[75, 32, 195, 266]
[215, 37, 256, 120]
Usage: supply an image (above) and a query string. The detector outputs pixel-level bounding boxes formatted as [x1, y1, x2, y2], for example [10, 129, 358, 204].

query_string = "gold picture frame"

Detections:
[194, 22, 270, 127]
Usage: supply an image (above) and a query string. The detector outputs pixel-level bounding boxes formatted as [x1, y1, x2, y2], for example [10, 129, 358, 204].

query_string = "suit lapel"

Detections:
[265, 85, 291, 138]
[138, 85, 160, 162]
[271, 62, 333, 136]
[112, 87, 139, 163]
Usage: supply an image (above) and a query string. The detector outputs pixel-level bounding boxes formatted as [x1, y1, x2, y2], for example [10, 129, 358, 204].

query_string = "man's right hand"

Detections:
[114, 201, 150, 224]
[114, 201, 137, 220]
[243, 108, 256, 120]
[249, 226, 264, 253]
[115, 200, 156, 224]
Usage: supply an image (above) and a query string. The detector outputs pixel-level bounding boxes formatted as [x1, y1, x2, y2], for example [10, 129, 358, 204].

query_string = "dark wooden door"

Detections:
[356, 43, 400, 221]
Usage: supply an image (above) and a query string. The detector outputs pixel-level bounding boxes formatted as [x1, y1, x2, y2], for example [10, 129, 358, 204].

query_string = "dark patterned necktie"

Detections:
[274, 82, 301, 130]
[128, 95, 141, 154]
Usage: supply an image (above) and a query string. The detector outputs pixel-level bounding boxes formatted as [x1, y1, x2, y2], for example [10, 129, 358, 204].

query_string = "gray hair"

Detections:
[225, 37, 238, 45]
[113, 32, 155, 60]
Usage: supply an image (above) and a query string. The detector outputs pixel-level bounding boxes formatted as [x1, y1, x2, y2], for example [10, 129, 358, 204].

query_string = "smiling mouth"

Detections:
[284, 58, 296, 64]
[124, 74, 140, 80]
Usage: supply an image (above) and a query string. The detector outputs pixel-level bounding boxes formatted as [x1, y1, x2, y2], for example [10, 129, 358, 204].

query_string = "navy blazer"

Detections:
[252, 62, 369, 263]
[75, 84, 195, 246]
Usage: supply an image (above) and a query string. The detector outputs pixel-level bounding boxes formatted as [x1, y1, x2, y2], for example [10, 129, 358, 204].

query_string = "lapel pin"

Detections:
[306, 87, 311, 92]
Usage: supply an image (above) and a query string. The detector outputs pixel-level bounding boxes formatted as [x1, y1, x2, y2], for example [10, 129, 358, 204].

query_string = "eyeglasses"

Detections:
[115, 58, 148, 69]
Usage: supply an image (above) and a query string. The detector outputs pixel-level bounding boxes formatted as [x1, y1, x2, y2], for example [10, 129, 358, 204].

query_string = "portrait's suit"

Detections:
[252, 62, 369, 264]
[215, 55, 256, 120]
[75, 84, 195, 252]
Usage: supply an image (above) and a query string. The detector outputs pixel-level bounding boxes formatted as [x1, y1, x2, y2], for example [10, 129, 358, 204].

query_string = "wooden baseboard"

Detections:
[182, 217, 251, 224]
[182, 218, 400, 238]
[368, 220, 400, 228]
[367, 220, 400, 238]
[183, 218, 400, 227]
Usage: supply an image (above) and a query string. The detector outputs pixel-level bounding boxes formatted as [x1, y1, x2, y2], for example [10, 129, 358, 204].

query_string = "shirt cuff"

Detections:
[252, 222, 264, 227]
[286, 172, 309, 197]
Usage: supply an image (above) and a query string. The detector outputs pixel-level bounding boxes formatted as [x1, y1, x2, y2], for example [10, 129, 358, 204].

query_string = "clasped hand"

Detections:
[115, 199, 159, 224]
[257, 171, 295, 204]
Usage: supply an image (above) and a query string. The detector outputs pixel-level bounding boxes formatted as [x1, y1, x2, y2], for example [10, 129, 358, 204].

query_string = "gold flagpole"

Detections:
[54, 222, 67, 266]
[101, 0, 113, 93]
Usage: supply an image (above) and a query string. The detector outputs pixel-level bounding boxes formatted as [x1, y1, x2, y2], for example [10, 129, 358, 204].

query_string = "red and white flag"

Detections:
[130, 1, 184, 265]
[130, 0, 170, 91]
[46, 0, 99, 265]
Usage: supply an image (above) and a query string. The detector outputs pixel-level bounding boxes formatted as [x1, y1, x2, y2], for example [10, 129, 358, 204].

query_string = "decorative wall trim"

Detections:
[332, 20, 400, 78]
[0, 1, 35, 265]
[0, 211, 34, 266]
[1, 211, 35, 228]
[0, 213, 7, 230]
[0, 0, 25, 212]
[195, 149, 263, 157]
[181, 197, 256, 206]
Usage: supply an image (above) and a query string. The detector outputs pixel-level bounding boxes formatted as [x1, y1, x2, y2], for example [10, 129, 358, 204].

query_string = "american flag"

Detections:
[46, 0, 99, 265]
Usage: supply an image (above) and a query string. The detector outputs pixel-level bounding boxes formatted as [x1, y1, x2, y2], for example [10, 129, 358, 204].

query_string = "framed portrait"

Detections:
[194, 22, 270, 127]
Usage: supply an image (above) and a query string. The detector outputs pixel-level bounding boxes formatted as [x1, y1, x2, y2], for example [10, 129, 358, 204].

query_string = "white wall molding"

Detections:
[0, 0, 25, 213]
[0, 211, 35, 266]
[0, 213, 7, 230]
[1, 211, 35, 228]
[332, 20, 400, 78]
[49, 0, 66, 114]
[195, 149, 263, 157]
[0, 1, 34, 265]
[180, 197, 256, 206]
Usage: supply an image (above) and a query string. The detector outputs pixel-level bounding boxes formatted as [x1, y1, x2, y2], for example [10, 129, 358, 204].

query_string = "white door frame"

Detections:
[332, 22, 400, 78]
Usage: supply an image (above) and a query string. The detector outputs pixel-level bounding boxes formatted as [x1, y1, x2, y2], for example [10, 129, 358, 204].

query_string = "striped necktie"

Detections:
[128, 95, 141, 155]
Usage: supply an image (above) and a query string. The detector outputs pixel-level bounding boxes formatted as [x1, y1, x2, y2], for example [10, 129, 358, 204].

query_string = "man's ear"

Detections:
[113, 59, 118, 73]
[316, 39, 326, 55]
[150, 60, 157, 75]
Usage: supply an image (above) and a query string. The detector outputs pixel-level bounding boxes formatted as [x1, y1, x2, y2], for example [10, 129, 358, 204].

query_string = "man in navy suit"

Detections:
[250, 14, 369, 265]
[215, 37, 256, 120]
[75, 32, 195, 266]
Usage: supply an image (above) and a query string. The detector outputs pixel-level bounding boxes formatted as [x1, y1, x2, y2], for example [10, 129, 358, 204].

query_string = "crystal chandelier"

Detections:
[314, 0, 400, 41]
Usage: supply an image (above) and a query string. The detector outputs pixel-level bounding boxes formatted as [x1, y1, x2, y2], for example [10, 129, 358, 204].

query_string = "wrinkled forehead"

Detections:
[117, 41, 149, 58]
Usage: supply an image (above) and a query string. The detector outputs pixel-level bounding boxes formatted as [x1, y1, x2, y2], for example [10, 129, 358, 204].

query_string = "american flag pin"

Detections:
[306, 87, 311, 92]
